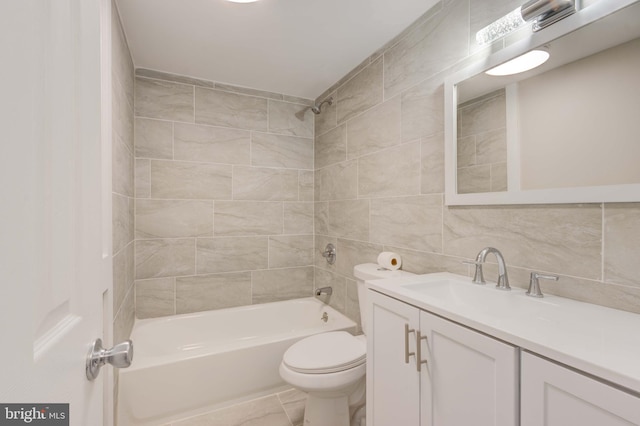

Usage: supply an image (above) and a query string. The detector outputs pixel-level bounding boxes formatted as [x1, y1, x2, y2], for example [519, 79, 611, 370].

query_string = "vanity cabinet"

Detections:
[367, 290, 519, 426]
[521, 352, 640, 425]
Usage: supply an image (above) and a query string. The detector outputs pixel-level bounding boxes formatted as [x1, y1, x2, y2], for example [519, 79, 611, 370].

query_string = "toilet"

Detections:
[279, 263, 415, 426]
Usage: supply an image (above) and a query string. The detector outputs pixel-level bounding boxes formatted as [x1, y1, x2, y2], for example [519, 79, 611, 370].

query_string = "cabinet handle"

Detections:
[416, 331, 428, 372]
[404, 324, 416, 364]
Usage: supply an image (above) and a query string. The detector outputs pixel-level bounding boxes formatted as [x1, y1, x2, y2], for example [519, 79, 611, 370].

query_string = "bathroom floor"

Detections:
[166, 388, 306, 426]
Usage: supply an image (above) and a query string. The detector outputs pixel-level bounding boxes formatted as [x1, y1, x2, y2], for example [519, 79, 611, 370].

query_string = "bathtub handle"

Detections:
[86, 338, 134, 381]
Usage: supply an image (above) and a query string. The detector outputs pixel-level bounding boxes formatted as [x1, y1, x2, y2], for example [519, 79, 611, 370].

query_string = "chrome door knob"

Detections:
[86, 338, 133, 381]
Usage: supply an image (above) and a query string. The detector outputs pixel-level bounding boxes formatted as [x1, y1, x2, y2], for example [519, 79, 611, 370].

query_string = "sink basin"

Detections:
[402, 278, 544, 319]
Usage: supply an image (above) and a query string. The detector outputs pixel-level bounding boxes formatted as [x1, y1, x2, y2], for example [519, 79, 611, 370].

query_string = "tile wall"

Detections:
[457, 89, 507, 194]
[313, 0, 640, 329]
[133, 70, 316, 318]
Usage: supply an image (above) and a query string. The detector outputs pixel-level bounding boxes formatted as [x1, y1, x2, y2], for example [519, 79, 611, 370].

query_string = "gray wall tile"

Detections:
[401, 77, 444, 142]
[337, 58, 383, 124]
[134, 118, 173, 159]
[113, 194, 133, 254]
[176, 272, 252, 314]
[328, 200, 370, 240]
[196, 237, 268, 274]
[136, 199, 213, 238]
[252, 267, 314, 304]
[136, 278, 175, 319]
[195, 87, 268, 131]
[113, 138, 134, 197]
[233, 167, 299, 201]
[443, 204, 602, 279]
[268, 100, 314, 138]
[298, 170, 314, 201]
[251, 132, 313, 169]
[421, 133, 445, 194]
[315, 124, 347, 169]
[135, 239, 196, 279]
[358, 142, 421, 197]
[371, 195, 443, 252]
[135, 77, 194, 122]
[150, 160, 232, 199]
[214, 201, 283, 236]
[314, 91, 338, 136]
[174, 123, 251, 164]
[315, 160, 357, 201]
[384, 0, 469, 98]
[135, 159, 151, 198]
[284, 202, 314, 235]
[347, 97, 401, 159]
[269, 235, 314, 268]
[604, 203, 640, 287]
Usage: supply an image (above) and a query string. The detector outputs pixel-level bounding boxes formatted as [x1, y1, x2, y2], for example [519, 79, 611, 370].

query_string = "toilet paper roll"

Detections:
[377, 252, 402, 270]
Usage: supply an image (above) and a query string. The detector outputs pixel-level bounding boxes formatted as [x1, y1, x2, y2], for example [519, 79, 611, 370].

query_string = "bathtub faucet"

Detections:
[315, 287, 333, 296]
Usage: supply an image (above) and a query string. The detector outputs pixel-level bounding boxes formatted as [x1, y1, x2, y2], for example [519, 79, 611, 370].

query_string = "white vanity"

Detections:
[365, 273, 640, 425]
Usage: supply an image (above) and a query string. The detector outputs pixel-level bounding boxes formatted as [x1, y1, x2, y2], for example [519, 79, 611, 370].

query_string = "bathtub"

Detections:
[118, 297, 357, 425]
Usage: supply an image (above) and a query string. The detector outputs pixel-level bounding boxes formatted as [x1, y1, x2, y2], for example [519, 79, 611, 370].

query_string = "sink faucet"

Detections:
[465, 247, 511, 291]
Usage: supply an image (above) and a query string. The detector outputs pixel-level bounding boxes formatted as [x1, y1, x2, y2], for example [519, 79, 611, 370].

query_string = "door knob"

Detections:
[86, 338, 133, 381]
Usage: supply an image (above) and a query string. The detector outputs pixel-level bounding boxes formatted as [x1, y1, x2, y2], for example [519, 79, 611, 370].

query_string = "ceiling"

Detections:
[115, 0, 439, 100]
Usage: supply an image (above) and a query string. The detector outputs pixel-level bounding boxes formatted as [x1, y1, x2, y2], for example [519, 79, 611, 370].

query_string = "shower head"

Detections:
[311, 97, 333, 115]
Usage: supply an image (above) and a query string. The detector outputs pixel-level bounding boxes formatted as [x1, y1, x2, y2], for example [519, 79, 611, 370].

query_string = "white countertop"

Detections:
[366, 272, 640, 395]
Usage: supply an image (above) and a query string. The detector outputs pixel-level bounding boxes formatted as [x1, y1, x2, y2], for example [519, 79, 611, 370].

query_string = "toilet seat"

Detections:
[283, 331, 366, 374]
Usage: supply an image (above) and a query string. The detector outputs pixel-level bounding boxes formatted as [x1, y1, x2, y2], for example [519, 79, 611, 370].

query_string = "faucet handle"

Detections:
[526, 272, 559, 298]
[462, 260, 486, 285]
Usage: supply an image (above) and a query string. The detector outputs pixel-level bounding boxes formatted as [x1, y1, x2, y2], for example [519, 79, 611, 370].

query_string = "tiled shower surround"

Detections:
[129, 0, 640, 327]
[312, 0, 640, 324]
[133, 71, 316, 318]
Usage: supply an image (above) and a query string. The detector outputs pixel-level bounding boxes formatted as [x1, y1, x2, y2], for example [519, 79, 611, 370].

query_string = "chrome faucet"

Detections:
[465, 247, 511, 291]
[526, 271, 559, 298]
[315, 287, 333, 296]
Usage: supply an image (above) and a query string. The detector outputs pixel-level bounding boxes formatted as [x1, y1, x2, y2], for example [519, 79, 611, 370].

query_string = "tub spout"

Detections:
[315, 287, 333, 296]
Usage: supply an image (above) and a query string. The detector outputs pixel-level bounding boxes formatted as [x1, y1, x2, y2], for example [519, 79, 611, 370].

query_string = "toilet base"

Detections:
[301, 378, 365, 426]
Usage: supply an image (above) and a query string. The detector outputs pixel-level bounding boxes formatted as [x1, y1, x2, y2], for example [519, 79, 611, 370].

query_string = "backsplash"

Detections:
[313, 0, 640, 327]
[133, 70, 316, 318]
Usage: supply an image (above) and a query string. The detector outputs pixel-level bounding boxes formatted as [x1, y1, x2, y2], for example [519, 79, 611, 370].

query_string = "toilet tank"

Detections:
[353, 263, 415, 336]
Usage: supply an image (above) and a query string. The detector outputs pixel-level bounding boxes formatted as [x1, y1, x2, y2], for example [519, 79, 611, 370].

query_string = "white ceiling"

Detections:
[115, 0, 439, 100]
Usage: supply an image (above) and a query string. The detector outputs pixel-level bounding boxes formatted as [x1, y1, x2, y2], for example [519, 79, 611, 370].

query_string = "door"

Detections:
[367, 290, 421, 426]
[521, 352, 640, 426]
[419, 311, 519, 426]
[0, 0, 112, 425]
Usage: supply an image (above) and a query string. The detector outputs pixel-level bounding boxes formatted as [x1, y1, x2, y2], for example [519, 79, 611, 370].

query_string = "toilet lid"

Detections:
[283, 331, 366, 374]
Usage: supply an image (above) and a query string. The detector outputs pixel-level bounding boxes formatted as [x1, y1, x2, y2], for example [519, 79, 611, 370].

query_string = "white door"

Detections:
[521, 352, 640, 426]
[367, 290, 421, 426]
[0, 0, 113, 425]
[419, 311, 519, 426]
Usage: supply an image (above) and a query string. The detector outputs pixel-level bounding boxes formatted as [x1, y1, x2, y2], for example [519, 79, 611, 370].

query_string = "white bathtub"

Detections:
[118, 297, 357, 425]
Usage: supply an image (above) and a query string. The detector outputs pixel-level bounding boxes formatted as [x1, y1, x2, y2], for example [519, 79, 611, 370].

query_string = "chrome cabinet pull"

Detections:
[404, 324, 416, 364]
[416, 331, 428, 372]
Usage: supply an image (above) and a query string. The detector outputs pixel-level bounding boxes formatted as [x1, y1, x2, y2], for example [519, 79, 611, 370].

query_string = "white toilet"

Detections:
[279, 263, 415, 426]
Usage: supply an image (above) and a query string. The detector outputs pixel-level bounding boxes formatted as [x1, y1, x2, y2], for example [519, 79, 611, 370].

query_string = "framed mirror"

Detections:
[444, 0, 640, 205]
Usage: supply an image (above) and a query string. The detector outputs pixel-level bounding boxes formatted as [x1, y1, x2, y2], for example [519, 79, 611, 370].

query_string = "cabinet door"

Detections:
[521, 352, 640, 426]
[367, 290, 421, 426]
[420, 311, 519, 426]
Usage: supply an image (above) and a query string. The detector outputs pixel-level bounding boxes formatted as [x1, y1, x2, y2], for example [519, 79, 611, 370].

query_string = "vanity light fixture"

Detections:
[476, 0, 576, 45]
[485, 49, 550, 76]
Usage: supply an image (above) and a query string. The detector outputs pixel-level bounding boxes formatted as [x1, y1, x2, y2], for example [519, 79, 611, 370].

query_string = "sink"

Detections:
[401, 277, 544, 320]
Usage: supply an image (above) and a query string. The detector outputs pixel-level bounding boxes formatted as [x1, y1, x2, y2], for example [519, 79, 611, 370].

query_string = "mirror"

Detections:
[445, 0, 640, 205]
